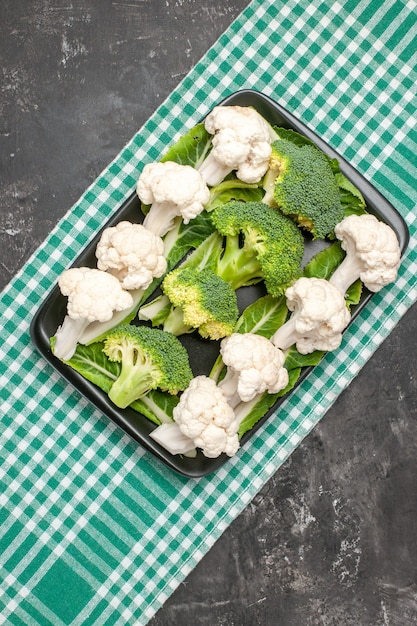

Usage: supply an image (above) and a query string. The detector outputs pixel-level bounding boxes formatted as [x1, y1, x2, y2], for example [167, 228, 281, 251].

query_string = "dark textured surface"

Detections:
[2, 2, 416, 625]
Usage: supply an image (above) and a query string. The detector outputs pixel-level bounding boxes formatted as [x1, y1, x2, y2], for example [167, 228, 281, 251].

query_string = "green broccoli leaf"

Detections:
[273, 127, 316, 148]
[234, 294, 288, 338]
[274, 126, 341, 175]
[335, 172, 367, 217]
[164, 212, 217, 268]
[205, 178, 264, 212]
[345, 280, 363, 308]
[208, 352, 226, 383]
[303, 241, 345, 280]
[62, 341, 119, 392]
[160, 122, 212, 168]
[238, 367, 302, 438]
[180, 230, 223, 273]
[284, 346, 325, 370]
[238, 392, 279, 438]
[303, 241, 363, 308]
[134, 390, 179, 425]
[139, 211, 217, 304]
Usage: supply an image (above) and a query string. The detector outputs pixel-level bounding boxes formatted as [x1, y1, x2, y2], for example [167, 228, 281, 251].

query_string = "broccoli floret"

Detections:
[139, 200, 304, 324]
[210, 200, 304, 296]
[103, 324, 193, 408]
[161, 267, 239, 340]
[263, 139, 344, 239]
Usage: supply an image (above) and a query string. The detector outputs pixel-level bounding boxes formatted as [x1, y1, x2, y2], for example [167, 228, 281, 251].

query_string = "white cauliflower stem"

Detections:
[271, 277, 351, 354]
[149, 422, 197, 457]
[219, 333, 289, 408]
[95, 220, 167, 290]
[136, 161, 210, 237]
[173, 376, 240, 458]
[198, 105, 273, 186]
[330, 213, 401, 294]
[53, 267, 133, 361]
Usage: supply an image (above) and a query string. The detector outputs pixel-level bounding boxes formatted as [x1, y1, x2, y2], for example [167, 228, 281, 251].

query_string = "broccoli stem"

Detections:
[108, 360, 156, 409]
[138, 294, 172, 327]
[216, 234, 262, 289]
[261, 167, 278, 207]
[163, 306, 193, 336]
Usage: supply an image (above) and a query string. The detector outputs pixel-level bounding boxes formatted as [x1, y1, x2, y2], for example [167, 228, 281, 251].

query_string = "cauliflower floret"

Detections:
[198, 105, 273, 186]
[53, 267, 133, 361]
[330, 213, 401, 294]
[136, 161, 210, 237]
[271, 277, 351, 354]
[95, 221, 167, 290]
[218, 333, 289, 407]
[173, 376, 240, 458]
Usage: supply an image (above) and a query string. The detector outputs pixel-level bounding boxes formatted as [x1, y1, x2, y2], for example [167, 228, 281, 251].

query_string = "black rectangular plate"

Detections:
[31, 90, 410, 477]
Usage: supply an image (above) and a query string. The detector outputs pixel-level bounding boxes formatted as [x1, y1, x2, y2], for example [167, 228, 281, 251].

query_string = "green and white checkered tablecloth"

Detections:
[1, 0, 416, 623]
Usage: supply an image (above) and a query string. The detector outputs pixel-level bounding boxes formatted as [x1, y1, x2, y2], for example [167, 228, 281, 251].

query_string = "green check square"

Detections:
[33, 559, 94, 623]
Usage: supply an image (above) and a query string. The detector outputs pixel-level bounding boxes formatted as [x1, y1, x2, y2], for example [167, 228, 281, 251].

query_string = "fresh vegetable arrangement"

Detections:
[50, 103, 402, 461]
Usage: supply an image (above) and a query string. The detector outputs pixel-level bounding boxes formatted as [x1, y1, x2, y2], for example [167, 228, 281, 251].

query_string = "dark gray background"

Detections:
[2, 2, 416, 624]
